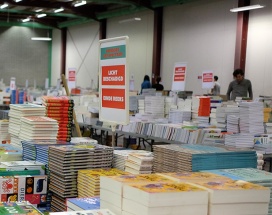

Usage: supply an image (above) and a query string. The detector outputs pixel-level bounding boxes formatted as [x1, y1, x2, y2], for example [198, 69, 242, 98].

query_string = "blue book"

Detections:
[66, 197, 100, 211]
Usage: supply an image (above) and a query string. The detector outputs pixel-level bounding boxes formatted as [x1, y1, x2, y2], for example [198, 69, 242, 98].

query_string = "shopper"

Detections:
[211, 75, 220, 95]
[152, 76, 164, 91]
[226, 69, 253, 100]
[141, 75, 151, 94]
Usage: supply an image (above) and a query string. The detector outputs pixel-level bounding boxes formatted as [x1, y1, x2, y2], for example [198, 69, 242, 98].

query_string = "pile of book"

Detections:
[100, 174, 208, 215]
[215, 107, 227, 129]
[0, 201, 44, 215]
[204, 168, 272, 215]
[8, 104, 45, 147]
[168, 110, 191, 123]
[177, 98, 192, 111]
[43, 96, 74, 142]
[145, 96, 165, 118]
[113, 149, 135, 171]
[152, 144, 257, 172]
[239, 102, 264, 134]
[226, 115, 239, 133]
[164, 96, 175, 117]
[125, 152, 153, 174]
[0, 143, 22, 161]
[48, 144, 113, 212]
[19, 116, 58, 142]
[0, 119, 10, 144]
[66, 196, 100, 211]
[77, 168, 128, 198]
[192, 96, 210, 117]
[225, 133, 255, 148]
[138, 99, 145, 114]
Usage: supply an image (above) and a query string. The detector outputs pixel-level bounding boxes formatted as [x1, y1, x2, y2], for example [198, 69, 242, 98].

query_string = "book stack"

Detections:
[177, 98, 192, 111]
[164, 96, 175, 117]
[77, 168, 129, 198]
[210, 108, 217, 126]
[0, 160, 45, 175]
[193, 96, 210, 117]
[19, 116, 59, 142]
[100, 174, 174, 215]
[190, 179, 269, 215]
[0, 119, 10, 144]
[226, 115, 239, 133]
[144, 96, 165, 118]
[215, 107, 227, 129]
[152, 144, 257, 173]
[42, 96, 74, 142]
[129, 96, 138, 112]
[266, 122, 272, 133]
[0, 175, 48, 206]
[0, 201, 44, 215]
[138, 99, 145, 114]
[239, 102, 264, 134]
[264, 108, 272, 123]
[8, 104, 46, 147]
[225, 133, 255, 148]
[113, 149, 135, 171]
[125, 152, 153, 174]
[0, 144, 22, 161]
[168, 110, 191, 123]
[66, 196, 100, 211]
[210, 97, 222, 109]
[48, 144, 113, 211]
[122, 182, 208, 215]
[49, 209, 116, 215]
[205, 168, 272, 215]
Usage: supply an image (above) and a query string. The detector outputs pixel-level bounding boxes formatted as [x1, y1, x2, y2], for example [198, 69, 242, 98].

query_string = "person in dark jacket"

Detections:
[152, 76, 164, 91]
[141, 75, 151, 94]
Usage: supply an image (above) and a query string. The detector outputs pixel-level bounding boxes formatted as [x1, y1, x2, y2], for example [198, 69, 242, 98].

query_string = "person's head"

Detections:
[156, 76, 161, 84]
[214, 76, 218, 82]
[143, 75, 150, 82]
[233, 69, 244, 83]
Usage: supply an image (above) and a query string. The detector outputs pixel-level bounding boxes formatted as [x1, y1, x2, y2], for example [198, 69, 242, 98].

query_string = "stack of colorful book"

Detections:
[42, 96, 74, 142]
[66, 196, 100, 211]
[8, 104, 45, 147]
[189, 179, 269, 215]
[0, 201, 44, 215]
[0, 144, 22, 161]
[19, 116, 59, 142]
[125, 152, 153, 174]
[205, 168, 272, 215]
[77, 168, 129, 198]
[0, 175, 48, 207]
[48, 144, 113, 212]
[152, 144, 257, 172]
[100, 174, 174, 215]
[0, 119, 10, 144]
[225, 133, 255, 148]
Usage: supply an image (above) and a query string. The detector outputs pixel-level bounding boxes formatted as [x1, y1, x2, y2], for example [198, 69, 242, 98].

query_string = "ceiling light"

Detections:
[74, 0, 86, 7]
[37, 13, 47, 18]
[119, 17, 141, 24]
[230, 4, 265, 12]
[22, 17, 30, 22]
[0, 3, 8, 9]
[15, 0, 22, 2]
[54, 8, 64, 13]
[31, 37, 52, 41]
[35, 9, 43, 12]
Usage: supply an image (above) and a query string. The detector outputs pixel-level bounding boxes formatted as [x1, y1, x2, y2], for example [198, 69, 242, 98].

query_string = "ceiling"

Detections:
[0, 0, 196, 29]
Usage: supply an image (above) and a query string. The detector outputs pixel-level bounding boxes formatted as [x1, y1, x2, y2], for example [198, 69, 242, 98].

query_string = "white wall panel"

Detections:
[107, 11, 154, 92]
[161, 0, 237, 95]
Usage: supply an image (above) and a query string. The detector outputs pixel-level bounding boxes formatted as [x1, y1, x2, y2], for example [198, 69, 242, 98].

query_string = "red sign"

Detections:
[174, 66, 186, 81]
[69, 70, 76, 81]
[102, 88, 125, 109]
[203, 72, 213, 82]
[102, 65, 125, 86]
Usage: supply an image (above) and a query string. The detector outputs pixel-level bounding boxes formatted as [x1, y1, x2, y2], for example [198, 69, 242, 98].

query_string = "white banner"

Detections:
[171, 62, 187, 91]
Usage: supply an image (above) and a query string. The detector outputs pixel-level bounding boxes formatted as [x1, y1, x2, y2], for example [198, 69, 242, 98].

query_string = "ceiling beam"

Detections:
[0, 21, 53, 29]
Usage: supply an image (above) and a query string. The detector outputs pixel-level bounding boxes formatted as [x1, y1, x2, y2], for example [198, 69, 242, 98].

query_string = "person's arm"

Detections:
[226, 82, 232, 100]
[248, 80, 253, 99]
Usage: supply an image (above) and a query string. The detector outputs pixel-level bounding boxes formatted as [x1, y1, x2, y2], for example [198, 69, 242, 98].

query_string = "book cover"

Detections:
[66, 197, 100, 211]
[0, 201, 44, 215]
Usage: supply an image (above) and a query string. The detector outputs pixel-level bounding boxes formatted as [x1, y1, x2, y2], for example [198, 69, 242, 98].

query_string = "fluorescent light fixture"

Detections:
[54, 8, 64, 13]
[22, 18, 30, 22]
[230, 4, 265, 12]
[15, 0, 22, 2]
[35, 9, 43, 12]
[31, 37, 52, 41]
[0, 3, 8, 9]
[74, 0, 86, 7]
[119, 17, 141, 24]
[37, 13, 47, 18]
